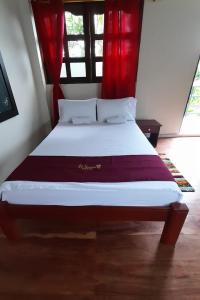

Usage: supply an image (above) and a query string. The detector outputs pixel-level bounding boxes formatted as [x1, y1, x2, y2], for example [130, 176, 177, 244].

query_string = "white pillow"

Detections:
[72, 116, 93, 125]
[97, 97, 137, 122]
[106, 115, 126, 124]
[58, 99, 97, 123]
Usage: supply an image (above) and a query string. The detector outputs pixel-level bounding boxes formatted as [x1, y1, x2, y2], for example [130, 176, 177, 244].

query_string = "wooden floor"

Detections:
[1, 137, 200, 300]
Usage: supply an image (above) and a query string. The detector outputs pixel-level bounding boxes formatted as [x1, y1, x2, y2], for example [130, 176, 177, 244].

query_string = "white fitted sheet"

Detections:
[0, 122, 182, 206]
[31, 121, 157, 156]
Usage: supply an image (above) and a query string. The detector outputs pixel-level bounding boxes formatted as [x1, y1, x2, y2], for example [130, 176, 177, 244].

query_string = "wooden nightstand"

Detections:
[136, 119, 162, 147]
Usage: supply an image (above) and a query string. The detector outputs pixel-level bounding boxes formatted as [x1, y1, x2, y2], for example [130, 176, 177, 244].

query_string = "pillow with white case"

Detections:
[72, 116, 93, 125]
[106, 115, 127, 124]
[58, 99, 97, 123]
[97, 97, 137, 122]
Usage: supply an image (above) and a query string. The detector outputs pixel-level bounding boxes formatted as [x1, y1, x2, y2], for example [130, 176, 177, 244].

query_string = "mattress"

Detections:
[0, 121, 182, 207]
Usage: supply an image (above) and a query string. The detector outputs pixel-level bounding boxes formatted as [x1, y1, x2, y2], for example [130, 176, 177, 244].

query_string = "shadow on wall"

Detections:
[0, 0, 50, 129]
[2, 2, 29, 77]
[0, 122, 50, 183]
[17, 0, 50, 124]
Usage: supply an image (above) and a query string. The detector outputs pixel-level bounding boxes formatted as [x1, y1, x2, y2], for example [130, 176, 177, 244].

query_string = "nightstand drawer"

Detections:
[139, 125, 160, 133]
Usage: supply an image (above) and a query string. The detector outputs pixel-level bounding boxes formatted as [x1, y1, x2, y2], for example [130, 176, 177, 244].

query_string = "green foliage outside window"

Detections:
[65, 12, 84, 35]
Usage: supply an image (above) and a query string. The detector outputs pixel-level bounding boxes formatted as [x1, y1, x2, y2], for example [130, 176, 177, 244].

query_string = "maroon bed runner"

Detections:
[6, 155, 174, 183]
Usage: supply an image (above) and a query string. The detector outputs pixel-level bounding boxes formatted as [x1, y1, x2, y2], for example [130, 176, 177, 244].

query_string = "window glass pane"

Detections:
[68, 40, 85, 57]
[94, 14, 104, 34]
[95, 40, 103, 57]
[60, 63, 67, 78]
[70, 62, 86, 77]
[65, 12, 84, 35]
[96, 61, 103, 77]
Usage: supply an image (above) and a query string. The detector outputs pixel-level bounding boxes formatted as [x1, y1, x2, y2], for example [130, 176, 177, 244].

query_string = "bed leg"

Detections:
[160, 203, 189, 246]
[0, 202, 20, 241]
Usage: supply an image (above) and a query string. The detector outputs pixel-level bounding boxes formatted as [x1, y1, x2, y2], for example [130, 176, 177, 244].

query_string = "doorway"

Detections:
[180, 57, 200, 135]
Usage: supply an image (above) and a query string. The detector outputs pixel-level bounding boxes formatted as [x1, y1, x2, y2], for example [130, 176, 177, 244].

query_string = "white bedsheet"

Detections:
[0, 122, 182, 207]
[31, 121, 157, 156]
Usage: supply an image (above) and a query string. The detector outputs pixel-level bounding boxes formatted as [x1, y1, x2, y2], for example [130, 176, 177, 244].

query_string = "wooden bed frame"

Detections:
[0, 201, 188, 246]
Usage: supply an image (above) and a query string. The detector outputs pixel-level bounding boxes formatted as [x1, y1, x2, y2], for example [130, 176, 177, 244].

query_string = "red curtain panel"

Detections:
[32, 0, 65, 126]
[101, 0, 144, 99]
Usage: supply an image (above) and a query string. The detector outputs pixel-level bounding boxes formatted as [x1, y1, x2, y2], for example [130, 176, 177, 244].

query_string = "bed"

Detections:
[0, 99, 189, 245]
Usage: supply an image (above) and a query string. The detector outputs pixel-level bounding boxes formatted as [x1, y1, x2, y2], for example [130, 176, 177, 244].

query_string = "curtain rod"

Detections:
[31, 0, 104, 3]
[31, 0, 156, 3]
[64, 0, 104, 2]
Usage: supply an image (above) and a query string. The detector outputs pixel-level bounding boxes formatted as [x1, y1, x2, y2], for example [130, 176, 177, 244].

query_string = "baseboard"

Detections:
[159, 134, 179, 138]
[160, 133, 200, 138]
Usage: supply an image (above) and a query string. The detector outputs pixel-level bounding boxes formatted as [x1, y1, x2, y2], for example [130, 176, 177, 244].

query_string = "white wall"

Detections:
[0, 0, 51, 182]
[136, 0, 200, 135]
[47, 0, 200, 135]
[46, 83, 100, 107]
[62, 83, 101, 99]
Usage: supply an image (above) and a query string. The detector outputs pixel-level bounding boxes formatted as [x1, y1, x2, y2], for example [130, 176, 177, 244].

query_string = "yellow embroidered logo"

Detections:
[78, 164, 102, 171]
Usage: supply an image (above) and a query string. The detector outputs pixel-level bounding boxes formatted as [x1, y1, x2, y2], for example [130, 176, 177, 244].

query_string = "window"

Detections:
[60, 2, 104, 84]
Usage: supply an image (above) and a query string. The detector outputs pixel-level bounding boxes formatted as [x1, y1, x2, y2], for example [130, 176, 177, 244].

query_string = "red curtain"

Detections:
[102, 0, 144, 99]
[32, 0, 64, 126]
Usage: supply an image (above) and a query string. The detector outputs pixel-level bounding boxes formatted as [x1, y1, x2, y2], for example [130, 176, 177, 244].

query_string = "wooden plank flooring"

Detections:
[0, 137, 200, 300]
